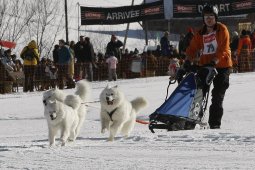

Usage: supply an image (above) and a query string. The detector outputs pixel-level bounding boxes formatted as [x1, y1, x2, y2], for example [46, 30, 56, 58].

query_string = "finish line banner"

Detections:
[173, 0, 255, 18]
[80, 0, 164, 25]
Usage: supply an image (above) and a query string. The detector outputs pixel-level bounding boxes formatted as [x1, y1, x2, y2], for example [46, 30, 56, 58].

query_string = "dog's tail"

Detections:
[131, 97, 147, 113]
[64, 95, 81, 110]
[75, 79, 91, 102]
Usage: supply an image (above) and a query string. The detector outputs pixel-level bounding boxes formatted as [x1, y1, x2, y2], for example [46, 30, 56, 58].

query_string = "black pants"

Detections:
[57, 64, 74, 89]
[23, 65, 36, 92]
[75, 62, 93, 81]
[209, 68, 230, 128]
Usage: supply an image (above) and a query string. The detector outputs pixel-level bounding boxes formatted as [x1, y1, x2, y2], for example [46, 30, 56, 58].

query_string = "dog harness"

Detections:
[106, 107, 118, 121]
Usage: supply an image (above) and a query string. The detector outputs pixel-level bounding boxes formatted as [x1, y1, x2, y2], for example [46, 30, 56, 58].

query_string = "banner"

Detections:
[80, 0, 164, 25]
[173, 0, 255, 18]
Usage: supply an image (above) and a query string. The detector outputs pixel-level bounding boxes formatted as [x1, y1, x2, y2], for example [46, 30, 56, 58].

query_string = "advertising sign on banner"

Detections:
[173, 0, 255, 18]
[80, 0, 164, 25]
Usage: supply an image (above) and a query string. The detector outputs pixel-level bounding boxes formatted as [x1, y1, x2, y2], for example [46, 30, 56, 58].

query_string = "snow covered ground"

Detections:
[1, 72, 255, 169]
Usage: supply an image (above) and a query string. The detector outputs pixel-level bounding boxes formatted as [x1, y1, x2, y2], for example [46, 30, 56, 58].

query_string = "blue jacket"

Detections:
[58, 46, 71, 64]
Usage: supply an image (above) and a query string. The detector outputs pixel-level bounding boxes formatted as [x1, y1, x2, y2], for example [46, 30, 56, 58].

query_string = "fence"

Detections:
[0, 50, 255, 94]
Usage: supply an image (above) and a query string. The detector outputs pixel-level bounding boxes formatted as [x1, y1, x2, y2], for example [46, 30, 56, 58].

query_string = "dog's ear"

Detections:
[113, 85, 118, 89]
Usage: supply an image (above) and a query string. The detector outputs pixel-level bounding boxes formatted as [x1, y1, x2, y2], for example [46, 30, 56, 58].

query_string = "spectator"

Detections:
[45, 59, 58, 88]
[35, 58, 48, 91]
[52, 44, 59, 64]
[106, 52, 118, 81]
[182, 28, 194, 54]
[178, 34, 186, 58]
[144, 50, 158, 77]
[57, 39, 74, 89]
[160, 31, 170, 57]
[230, 31, 239, 73]
[251, 30, 255, 71]
[230, 31, 239, 51]
[1, 49, 16, 72]
[251, 30, 255, 49]
[74, 35, 86, 80]
[106, 34, 123, 60]
[123, 48, 129, 57]
[120, 49, 132, 79]
[84, 37, 95, 81]
[154, 45, 161, 57]
[20, 40, 40, 92]
[14, 59, 23, 72]
[69, 41, 75, 79]
[237, 29, 252, 72]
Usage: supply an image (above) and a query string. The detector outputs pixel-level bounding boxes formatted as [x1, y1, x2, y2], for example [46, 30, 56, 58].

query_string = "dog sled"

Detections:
[149, 66, 218, 133]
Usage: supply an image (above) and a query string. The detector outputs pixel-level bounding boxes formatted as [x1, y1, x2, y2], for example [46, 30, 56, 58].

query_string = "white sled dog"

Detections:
[100, 85, 147, 141]
[43, 80, 91, 146]
[44, 97, 80, 146]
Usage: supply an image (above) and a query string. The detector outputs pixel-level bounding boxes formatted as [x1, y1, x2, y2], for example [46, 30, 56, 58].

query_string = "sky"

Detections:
[1, 72, 255, 169]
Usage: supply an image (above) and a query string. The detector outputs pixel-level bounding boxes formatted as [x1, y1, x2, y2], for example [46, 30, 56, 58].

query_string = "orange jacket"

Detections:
[186, 22, 232, 68]
[237, 35, 251, 56]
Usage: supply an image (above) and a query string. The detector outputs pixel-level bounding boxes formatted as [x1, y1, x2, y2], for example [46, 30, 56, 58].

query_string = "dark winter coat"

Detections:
[160, 36, 170, 56]
[230, 37, 239, 51]
[53, 48, 59, 64]
[74, 41, 86, 63]
[84, 43, 95, 63]
[106, 40, 123, 60]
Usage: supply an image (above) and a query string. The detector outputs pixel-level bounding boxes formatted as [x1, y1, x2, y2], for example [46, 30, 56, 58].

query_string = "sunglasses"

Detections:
[204, 15, 215, 20]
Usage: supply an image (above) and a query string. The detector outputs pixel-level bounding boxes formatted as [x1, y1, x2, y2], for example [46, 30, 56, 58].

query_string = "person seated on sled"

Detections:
[184, 4, 232, 129]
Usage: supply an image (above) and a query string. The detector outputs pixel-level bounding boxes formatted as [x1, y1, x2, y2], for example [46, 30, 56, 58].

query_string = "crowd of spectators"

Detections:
[230, 29, 255, 72]
[1, 29, 255, 93]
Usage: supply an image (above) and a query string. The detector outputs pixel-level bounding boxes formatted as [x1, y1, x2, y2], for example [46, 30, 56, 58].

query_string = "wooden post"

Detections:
[64, 0, 69, 43]
[123, 0, 135, 51]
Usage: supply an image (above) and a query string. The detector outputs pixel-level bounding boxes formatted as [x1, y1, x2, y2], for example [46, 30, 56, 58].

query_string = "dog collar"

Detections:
[106, 107, 118, 121]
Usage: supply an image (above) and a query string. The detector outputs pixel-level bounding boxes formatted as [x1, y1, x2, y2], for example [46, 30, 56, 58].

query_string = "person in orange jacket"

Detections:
[185, 4, 232, 129]
[237, 29, 252, 72]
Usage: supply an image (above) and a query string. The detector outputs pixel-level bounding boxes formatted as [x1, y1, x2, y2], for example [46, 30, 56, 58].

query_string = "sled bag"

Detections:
[154, 73, 203, 121]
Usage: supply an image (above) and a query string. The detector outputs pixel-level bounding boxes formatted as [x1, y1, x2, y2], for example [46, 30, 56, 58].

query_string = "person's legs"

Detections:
[209, 68, 230, 129]
[85, 62, 93, 81]
[23, 66, 29, 92]
[108, 68, 113, 81]
[57, 64, 65, 89]
[112, 69, 117, 81]
[29, 66, 36, 92]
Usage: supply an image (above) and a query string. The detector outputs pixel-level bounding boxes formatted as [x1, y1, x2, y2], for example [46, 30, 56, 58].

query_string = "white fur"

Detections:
[100, 85, 147, 141]
[43, 80, 91, 145]
[44, 100, 79, 146]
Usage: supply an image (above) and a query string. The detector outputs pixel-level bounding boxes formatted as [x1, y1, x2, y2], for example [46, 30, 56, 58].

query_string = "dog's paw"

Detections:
[124, 134, 129, 138]
[60, 139, 66, 146]
[49, 143, 55, 147]
[68, 138, 75, 142]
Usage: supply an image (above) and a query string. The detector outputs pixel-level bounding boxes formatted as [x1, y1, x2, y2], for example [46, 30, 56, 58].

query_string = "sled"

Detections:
[149, 66, 217, 133]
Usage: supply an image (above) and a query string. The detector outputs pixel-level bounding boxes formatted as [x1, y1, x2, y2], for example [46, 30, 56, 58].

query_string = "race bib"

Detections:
[202, 31, 217, 55]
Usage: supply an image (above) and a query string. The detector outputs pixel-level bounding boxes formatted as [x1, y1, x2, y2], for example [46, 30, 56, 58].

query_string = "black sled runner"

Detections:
[149, 66, 217, 133]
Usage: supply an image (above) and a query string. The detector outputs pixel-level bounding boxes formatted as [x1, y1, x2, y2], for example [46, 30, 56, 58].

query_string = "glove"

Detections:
[183, 60, 191, 72]
[209, 60, 216, 67]
[175, 68, 186, 84]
